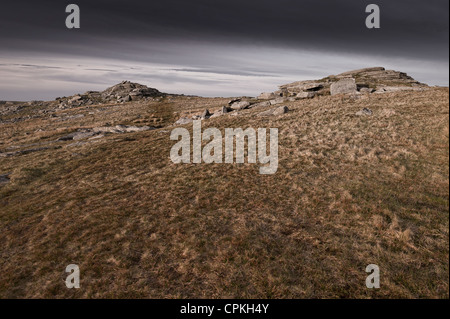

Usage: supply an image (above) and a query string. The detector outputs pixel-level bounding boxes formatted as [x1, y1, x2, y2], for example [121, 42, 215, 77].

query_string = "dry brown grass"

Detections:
[0, 88, 448, 298]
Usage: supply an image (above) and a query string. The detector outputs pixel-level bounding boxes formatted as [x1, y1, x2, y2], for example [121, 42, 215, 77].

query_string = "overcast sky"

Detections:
[0, 0, 448, 100]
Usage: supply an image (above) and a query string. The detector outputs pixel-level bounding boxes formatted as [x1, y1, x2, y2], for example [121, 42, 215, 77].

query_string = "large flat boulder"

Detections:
[258, 92, 276, 100]
[330, 78, 357, 95]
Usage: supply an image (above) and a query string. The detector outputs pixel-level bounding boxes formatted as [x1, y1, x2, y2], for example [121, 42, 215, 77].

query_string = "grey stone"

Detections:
[258, 92, 276, 100]
[228, 98, 241, 106]
[120, 95, 131, 102]
[330, 78, 357, 95]
[269, 97, 286, 105]
[92, 125, 154, 133]
[210, 112, 222, 118]
[174, 117, 193, 125]
[359, 88, 374, 94]
[250, 101, 271, 108]
[355, 108, 373, 116]
[230, 101, 251, 110]
[258, 105, 289, 117]
[57, 132, 79, 141]
[122, 125, 154, 132]
[296, 92, 315, 99]
[375, 86, 426, 93]
[72, 132, 96, 140]
[273, 105, 289, 116]
[201, 109, 211, 119]
[69, 95, 82, 103]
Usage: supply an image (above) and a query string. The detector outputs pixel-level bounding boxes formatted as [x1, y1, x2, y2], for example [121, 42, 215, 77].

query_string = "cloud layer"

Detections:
[0, 0, 448, 100]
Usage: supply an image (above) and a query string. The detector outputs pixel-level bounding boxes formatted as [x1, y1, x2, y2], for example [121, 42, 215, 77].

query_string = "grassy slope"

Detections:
[0, 89, 448, 298]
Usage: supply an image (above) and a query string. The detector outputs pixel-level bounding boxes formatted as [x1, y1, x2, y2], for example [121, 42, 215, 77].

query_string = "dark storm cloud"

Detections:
[1, 0, 448, 60]
[0, 0, 448, 100]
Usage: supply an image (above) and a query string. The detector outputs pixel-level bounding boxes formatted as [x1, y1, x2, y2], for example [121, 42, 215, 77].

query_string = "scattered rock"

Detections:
[73, 132, 95, 141]
[93, 125, 154, 133]
[269, 97, 286, 105]
[374, 86, 427, 93]
[57, 132, 79, 141]
[258, 92, 276, 100]
[296, 92, 315, 99]
[356, 108, 373, 116]
[258, 105, 289, 117]
[359, 87, 374, 94]
[119, 95, 132, 103]
[175, 117, 194, 125]
[230, 100, 251, 110]
[330, 78, 357, 95]
[250, 101, 271, 108]
[201, 109, 211, 119]
[210, 106, 229, 118]
[273, 105, 289, 116]
[69, 95, 82, 103]
[279, 82, 324, 96]
[89, 134, 104, 140]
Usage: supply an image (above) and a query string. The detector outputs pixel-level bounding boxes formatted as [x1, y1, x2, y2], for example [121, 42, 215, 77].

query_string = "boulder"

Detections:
[69, 95, 82, 103]
[269, 97, 286, 105]
[258, 92, 276, 100]
[296, 92, 315, 99]
[57, 132, 81, 141]
[279, 81, 324, 93]
[210, 106, 229, 118]
[273, 105, 289, 116]
[356, 108, 373, 116]
[375, 86, 426, 93]
[359, 88, 374, 94]
[92, 125, 154, 133]
[251, 101, 271, 108]
[230, 101, 251, 110]
[92, 126, 123, 134]
[174, 117, 193, 125]
[72, 132, 96, 140]
[258, 105, 289, 117]
[330, 78, 357, 95]
[119, 95, 132, 103]
[201, 109, 211, 119]
[228, 98, 241, 106]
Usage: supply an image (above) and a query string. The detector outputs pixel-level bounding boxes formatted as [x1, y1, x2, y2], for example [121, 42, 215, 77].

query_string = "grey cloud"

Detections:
[0, 0, 448, 100]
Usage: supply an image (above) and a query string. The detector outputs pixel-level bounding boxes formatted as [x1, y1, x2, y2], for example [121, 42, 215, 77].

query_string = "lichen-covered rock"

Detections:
[296, 92, 315, 99]
[258, 92, 276, 100]
[330, 78, 357, 95]
[258, 105, 289, 117]
[230, 101, 251, 110]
